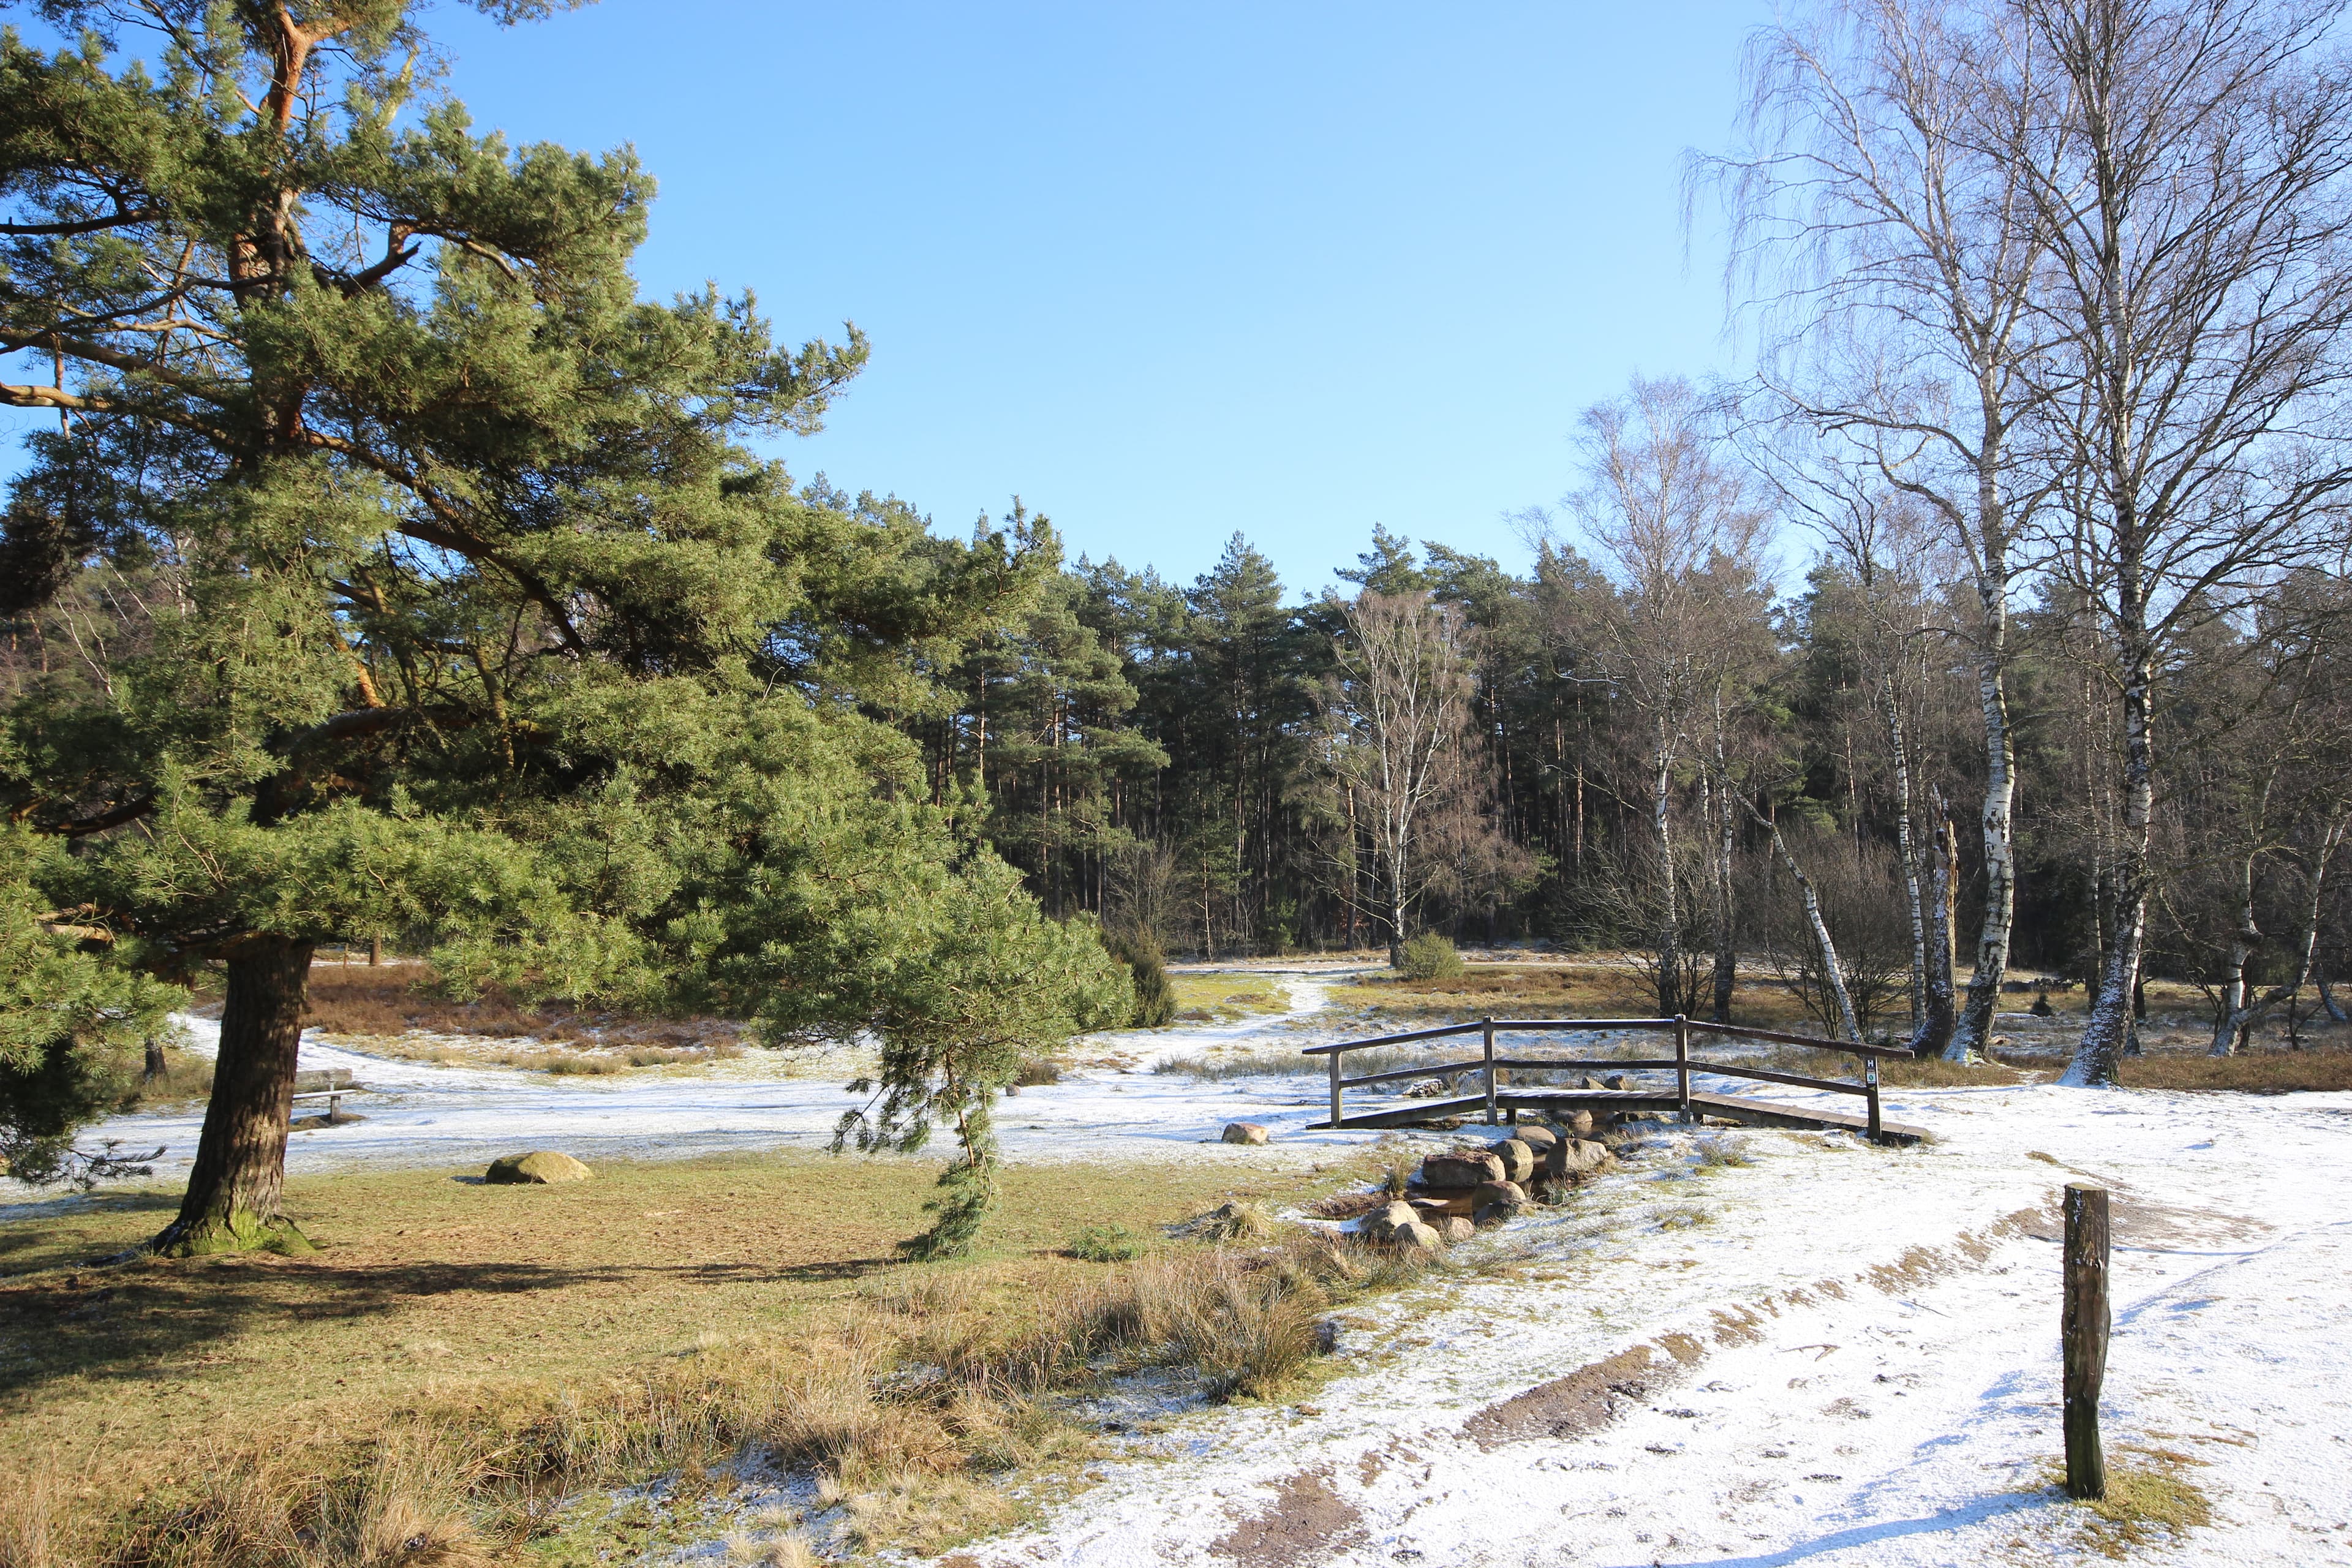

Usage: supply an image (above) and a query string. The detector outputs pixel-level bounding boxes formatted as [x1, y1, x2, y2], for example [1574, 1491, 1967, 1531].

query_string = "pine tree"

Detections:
[0, 1, 1121, 1257]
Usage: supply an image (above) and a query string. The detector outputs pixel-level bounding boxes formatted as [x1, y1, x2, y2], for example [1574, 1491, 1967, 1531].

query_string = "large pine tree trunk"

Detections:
[153, 939, 316, 1256]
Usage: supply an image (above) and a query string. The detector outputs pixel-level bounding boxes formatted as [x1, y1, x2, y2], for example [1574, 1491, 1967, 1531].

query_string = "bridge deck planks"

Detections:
[1317, 1088, 1927, 1146]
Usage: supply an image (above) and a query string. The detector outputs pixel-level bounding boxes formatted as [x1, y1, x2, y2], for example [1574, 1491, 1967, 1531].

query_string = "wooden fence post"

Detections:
[1865, 1054, 1882, 1143]
[1481, 1017, 1498, 1125]
[1328, 1050, 1343, 1130]
[2063, 1183, 2110, 1500]
[1673, 1014, 1691, 1120]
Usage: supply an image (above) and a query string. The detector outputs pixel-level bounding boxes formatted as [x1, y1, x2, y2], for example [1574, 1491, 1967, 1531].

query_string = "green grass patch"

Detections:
[1066, 1223, 1148, 1262]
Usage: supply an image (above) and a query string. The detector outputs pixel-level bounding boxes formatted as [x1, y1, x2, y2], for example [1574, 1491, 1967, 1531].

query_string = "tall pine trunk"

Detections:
[153, 940, 316, 1256]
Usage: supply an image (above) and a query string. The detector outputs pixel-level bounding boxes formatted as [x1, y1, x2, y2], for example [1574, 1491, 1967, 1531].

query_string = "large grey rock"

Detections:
[1490, 1138, 1537, 1185]
[1512, 1124, 1559, 1153]
[1390, 1218, 1444, 1252]
[1436, 1215, 1475, 1245]
[1421, 1151, 1506, 1190]
[1562, 1109, 1596, 1138]
[1472, 1178, 1529, 1210]
[1221, 1121, 1270, 1145]
[485, 1150, 591, 1185]
[1360, 1200, 1419, 1240]
[1547, 1137, 1613, 1179]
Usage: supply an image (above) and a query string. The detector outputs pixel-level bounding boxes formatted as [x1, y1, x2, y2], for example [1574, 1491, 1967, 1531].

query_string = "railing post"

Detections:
[1328, 1049, 1343, 1129]
[1865, 1054, 1882, 1144]
[1674, 1014, 1691, 1121]
[1482, 1017, 1497, 1125]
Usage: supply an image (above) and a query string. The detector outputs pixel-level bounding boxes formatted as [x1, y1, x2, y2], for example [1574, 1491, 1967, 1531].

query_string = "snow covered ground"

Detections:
[18, 971, 1363, 1194]
[948, 1084, 2352, 1567]
[13, 970, 2351, 1563]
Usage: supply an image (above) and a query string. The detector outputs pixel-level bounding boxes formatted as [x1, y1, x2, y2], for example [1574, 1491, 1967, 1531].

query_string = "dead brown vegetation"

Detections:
[0, 1151, 1412, 1566]
[2116, 1045, 2352, 1094]
[295, 964, 747, 1061]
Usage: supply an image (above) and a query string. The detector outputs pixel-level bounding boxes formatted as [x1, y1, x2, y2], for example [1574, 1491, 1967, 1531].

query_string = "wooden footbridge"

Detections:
[1303, 1014, 1928, 1146]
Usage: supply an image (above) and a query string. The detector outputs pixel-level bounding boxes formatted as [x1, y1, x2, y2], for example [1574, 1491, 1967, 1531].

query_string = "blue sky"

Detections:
[420, 2, 1776, 594]
[4, 2, 1779, 596]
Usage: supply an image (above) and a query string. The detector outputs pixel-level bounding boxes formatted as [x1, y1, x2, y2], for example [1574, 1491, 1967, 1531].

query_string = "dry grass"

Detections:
[121, 1046, 217, 1109]
[2039, 1453, 2215, 1557]
[2116, 1044, 2352, 1093]
[0, 1151, 1406, 1566]
[1165, 975, 1289, 1023]
[1748, 1044, 2029, 1090]
[293, 964, 747, 1066]
[1326, 962, 1826, 1028]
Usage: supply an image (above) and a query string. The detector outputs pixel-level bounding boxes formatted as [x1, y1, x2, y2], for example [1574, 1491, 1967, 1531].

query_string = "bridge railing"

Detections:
[1300, 1014, 1915, 1141]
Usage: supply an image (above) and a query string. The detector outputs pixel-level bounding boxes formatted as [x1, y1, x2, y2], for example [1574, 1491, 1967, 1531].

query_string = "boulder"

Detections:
[1512, 1124, 1559, 1153]
[1391, 1218, 1444, 1251]
[1360, 1200, 1419, 1240]
[1406, 1197, 1455, 1223]
[1221, 1121, 1270, 1145]
[1547, 1138, 1613, 1179]
[1436, 1215, 1475, 1245]
[1490, 1138, 1537, 1185]
[1578, 1075, 1608, 1090]
[1421, 1151, 1506, 1190]
[1562, 1109, 1596, 1138]
[1477, 1175, 1533, 1213]
[485, 1151, 590, 1185]
[1602, 1074, 1628, 1090]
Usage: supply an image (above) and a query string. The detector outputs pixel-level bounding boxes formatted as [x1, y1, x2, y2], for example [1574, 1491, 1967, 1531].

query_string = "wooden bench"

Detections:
[291, 1067, 363, 1121]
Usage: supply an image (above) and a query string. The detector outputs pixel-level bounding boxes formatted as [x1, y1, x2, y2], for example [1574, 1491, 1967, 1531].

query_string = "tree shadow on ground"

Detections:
[0, 1254, 676, 1401]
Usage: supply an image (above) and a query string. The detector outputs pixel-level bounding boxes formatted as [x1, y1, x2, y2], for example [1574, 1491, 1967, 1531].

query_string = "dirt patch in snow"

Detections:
[1210, 1466, 1366, 1567]
[1461, 1331, 1706, 1450]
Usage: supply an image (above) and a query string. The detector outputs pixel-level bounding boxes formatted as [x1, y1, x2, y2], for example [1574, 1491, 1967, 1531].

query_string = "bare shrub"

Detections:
[1745, 829, 1913, 1040]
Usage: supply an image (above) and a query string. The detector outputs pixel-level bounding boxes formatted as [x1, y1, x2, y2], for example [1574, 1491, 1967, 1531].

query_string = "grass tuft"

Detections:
[2117, 1044, 2352, 1093]
[1066, 1224, 1149, 1262]
[2041, 1457, 2214, 1557]
[1694, 1137, 1754, 1170]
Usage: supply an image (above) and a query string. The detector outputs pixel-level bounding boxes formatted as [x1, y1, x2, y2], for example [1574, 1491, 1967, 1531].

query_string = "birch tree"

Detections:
[1708, 0, 2063, 1062]
[1569, 376, 1772, 1016]
[2005, 0, 2352, 1085]
[1324, 590, 1478, 964]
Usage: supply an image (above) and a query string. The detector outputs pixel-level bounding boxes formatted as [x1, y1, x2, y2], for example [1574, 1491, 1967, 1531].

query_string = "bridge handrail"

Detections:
[1304, 1012, 1891, 1139]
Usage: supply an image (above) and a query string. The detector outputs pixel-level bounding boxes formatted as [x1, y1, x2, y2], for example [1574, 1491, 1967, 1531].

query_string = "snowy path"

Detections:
[935, 1083, 2352, 1567]
[31, 971, 1367, 1189]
